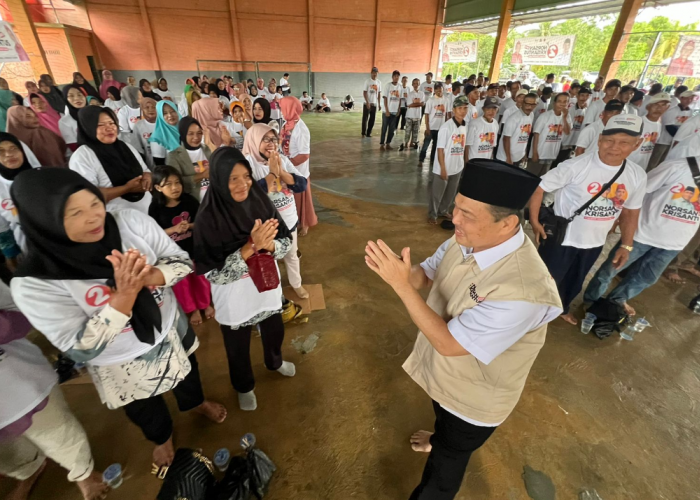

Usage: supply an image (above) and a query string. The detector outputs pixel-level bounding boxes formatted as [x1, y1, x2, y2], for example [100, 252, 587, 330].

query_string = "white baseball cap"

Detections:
[648, 92, 671, 104]
[680, 90, 696, 98]
[603, 114, 643, 137]
[516, 89, 530, 97]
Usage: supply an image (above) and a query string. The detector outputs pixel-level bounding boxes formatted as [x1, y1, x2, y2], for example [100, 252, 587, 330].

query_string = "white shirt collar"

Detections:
[459, 227, 525, 270]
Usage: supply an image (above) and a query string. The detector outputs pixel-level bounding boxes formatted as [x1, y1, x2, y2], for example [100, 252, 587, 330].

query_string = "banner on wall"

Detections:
[510, 36, 576, 67]
[442, 40, 478, 63]
[667, 36, 700, 77]
[0, 21, 30, 63]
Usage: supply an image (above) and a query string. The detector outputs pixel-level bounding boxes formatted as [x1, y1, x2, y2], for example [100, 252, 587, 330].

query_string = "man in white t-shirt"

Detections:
[528, 92, 572, 176]
[280, 73, 291, 96]
[583, 79, 621, 128]
[668, 113, 700, 161]
[559, 87, 590, 163]
[584, 156, 700, 315]
[428, 95, 468, 224]
[529, 114, 647, 325]
[315, 93, 331, 112]
[465, 97, 499, 161]
[463, 84, 481, 126]
[589, 77, 605, 105]
[420, 72, 435, 118]
[400, 78, 425, 152]
[498, 81, 521, 122]
[496, 93, 537, 167]
[419, 82, 448, 164]
[532, 87, 552, 126]
[362, 67, 382, 137]
[380, 70, 402, 149]
[443, 74, 453, 95]
[300, 91, 313, 111]
[627, 93, 669, 171]
[649, 90, 695, 170]
[399, 75, 409, 130]
[575, 99, 624, 157]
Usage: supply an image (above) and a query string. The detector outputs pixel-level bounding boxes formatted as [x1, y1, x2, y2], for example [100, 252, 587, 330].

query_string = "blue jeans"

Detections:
[584, 241, 679, 305]
[380, 112, 398, 144]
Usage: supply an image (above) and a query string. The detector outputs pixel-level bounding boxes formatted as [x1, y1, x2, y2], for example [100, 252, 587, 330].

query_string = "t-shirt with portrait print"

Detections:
[364, 79, 382, 105]
[466, 116, 498, 160]
[433, 118, 467, 176]
[187, 148, 210, 200]
[562, 106, 587, 147]
[148, 193, 200, 256]
[385, 83, 402, 113]
[426, 96, 448, 130]
[496, 109, 533, 163]
[627, 117, 660, 171]
[530, 110, 572, 160]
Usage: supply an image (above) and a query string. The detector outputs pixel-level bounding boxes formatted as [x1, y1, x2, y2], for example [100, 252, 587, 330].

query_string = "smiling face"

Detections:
[186, 123, 203, 148]
[452, 194, 519, 250]
[521, 96, 537, 115]
[96, 112, 118, 144]
[0, 140, 24, 169]
[258, 130, 279, 157]
[162, 104, 179, 125]
[142, 81, 152, 92]
[158, 79, 168, 91]
[597, 133, 643, 166]
[74, 74, 85, 84]
[63, 189, 106, 243]
[67, 87, 87, 109]
[228, 163, 253, 202]
[142, 99, 157, 122]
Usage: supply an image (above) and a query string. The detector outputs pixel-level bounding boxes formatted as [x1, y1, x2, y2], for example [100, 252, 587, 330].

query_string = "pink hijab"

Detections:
[280, 96, 302, 156]
[192, 98, 224, 147]
[242, 123, 274, 163]
[99, 70, 125, 100]
[28, 93, 61, 137]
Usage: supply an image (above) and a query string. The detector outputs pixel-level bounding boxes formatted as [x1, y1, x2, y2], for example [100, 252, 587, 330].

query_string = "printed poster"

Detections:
[666, 36, 700, 78]
[0, 21, 30, 63]
[511, 36, 576, 67]
[442, 40, 478, 63]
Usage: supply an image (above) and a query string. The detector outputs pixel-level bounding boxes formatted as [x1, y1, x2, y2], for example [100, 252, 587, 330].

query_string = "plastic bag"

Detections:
[215, 435, 276, 500]
[247, 448, 276, 499]
[215, 456, 251, 500]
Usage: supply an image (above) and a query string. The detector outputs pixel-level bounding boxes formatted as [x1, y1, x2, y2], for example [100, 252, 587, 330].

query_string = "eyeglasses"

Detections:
[261, 136, 279, 145]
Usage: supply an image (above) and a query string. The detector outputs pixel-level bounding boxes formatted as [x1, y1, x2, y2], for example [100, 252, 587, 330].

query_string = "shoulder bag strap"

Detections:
[567, 160, 627, 222]
[687, 156, 700, 187]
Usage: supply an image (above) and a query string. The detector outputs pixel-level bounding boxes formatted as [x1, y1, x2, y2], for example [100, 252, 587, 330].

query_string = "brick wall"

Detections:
[36, 27, 75, 84]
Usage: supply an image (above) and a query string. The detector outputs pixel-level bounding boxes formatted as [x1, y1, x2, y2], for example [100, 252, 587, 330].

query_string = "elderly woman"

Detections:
[131, 97, 160, 168]
[10, 167, 226, 467]
[117, 86, 141, 134]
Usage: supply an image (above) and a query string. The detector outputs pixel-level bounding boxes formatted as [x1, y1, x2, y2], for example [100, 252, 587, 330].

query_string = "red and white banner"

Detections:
[511, 36, 576, 67]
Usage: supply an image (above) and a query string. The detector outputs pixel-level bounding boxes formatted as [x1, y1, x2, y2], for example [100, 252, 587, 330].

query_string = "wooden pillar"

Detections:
[599, 0, 643, 80]
[488, 0, 515, 82]
[429, 0, 446, 74]
[229, 0, 243, 61]
[307, 0, 314, 66]
[373, 0, 381, 67]
[137, 0, 161, 71]
[4, 0, 51, 78]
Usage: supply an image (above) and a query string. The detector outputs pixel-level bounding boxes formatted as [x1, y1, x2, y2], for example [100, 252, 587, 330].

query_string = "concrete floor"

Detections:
[6, 110, 700, 500]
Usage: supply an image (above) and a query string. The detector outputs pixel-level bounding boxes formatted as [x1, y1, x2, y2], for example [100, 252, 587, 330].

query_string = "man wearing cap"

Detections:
[583, 79, 621, 128]
[364, 160, 562, 500]
[650, 89, 695, 169]
[427, 95, 468, 225]
[640, 83, 663, 116]
[627, 92, 668, 171]
[529, 114, 647, 325]
[465, 97, 499, 161]
[380, 70, 402, 149]
[575, 99, 624, 157]
[584, 154, 700, 315]
[496, 93, 537, 167]
[420, 82, 448, 165]
[362, 67, 382, 138]
[558, 86, 590, 164]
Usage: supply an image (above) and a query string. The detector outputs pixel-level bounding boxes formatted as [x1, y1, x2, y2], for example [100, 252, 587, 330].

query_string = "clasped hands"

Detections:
[365, 239, 412, 291]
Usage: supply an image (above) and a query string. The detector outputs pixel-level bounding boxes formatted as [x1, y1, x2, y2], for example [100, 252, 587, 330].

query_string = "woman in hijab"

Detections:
[117, 86, 141, 134]
[150, 100, 181, 161]
[280, 96, 317, 236]
[212, 80, 230, 108]
[131, 97, 159, 169]
[10, 167, 226, 467]
[252, 97, 271, 124]
[6, 107, 67, 168]
[69, 106, 152, 214]
[59, 85, 87, 151]
[139, 79, 162, 102]
[0, 78, 13, 133]
[192, 97, 224, 148]
[24, 81, 40, 106]
[166, 117, 211, 201]
[104, 86, 123, 113]
[0, 133, 41, 266]
[243, 123, 308, 298]
[193, 147, 295, 411]
[38, 75, 65, 114]
[72, 72, 99, 99]
[29, 93, 61, 137]
[98, 70, 124, 101]
[240, 94, 254, 129]
[154, 78, 175, 102]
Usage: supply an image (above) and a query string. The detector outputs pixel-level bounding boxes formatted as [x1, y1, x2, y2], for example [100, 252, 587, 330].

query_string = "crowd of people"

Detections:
[0, 64, 698, 500]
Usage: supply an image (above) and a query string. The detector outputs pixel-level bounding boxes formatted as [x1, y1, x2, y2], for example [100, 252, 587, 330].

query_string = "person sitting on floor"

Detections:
[316, 94, 331, 113]
[300, 92, 313, 111]
[341, 95, 355, 111]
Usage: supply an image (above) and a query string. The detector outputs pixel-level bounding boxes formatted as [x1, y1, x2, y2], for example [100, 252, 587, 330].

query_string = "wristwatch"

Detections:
[620, 245, 633, 252]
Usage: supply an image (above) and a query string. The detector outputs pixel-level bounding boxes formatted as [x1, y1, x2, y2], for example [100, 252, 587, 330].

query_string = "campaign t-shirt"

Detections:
[118, 105, 141, 133]
[499, 98, 516, 121]
[400, 86, 409, 107]
[575, 120, 604, 156]
[583, 99, 604, 127]
[132, 119, 156, 169]
[300, 96, 312, 104]
[627, 117, 660, 170]
[466, 103, 480, 126]
[221, 120, 247, 149]
[539, 152, 647, 248]
[317, 98, 330, 107]
[667, 133, 700, 161]
[280, 78, 289, 92]
[364, 79, 382, 105]
[496, 110, 533, 163]
[425, 96, 448, 130]
[187, 148, 210, 200]
[433, 118, 466, 176]
[532, 99, 549, 124]
[148, 193, 200, 256]
[673, 114, 700, 145]
[466, 116, 498, 160]
[659, 105, 693, 145]
[634, 158, 700, 250]
[406, 91, 424, 120]
[266, 93, 282, 119]
[562, 106, 587, 148]
[420, 81, 434, 100]
[590, 90, 605, 104]
[385, 83, 402, 113]
[530, 110, 571, 160]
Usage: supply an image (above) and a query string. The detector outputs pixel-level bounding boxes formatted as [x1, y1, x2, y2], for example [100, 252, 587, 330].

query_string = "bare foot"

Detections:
[665, 271, 686, 284]
[204, 305, 215, 320]
[7, 460, 46, 500]
[77, 471, 109, 500]
[622, 302, 636, 316]
[680, 266, 700, 278]
[153, 436, 175, 467]
[189, 309, 203, 326]
[299, 227, 309, 237]
[294, 286, 310, 299]
[427, 218, 438, 225]
[195, 400, 227, 423]
[560, 313, 578, 325]
[410, 430, 433, 452]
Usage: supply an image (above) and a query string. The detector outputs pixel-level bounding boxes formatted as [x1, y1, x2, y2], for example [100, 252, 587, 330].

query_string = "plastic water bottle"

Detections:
[580, 312, 596, 334]
[240, 433, 256, 450]
[693, 303, 700, 315]
[102, 463, 123, 489]
[620, 317, 650, 341]
[214, 448, 230, 472]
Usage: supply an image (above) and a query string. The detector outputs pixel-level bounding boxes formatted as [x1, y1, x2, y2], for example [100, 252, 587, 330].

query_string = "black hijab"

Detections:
[192, 76, 201, 90]
[193, 147, 291, 275]
[72, 72, 100, 99]
[39, 75, 65, 114]
[0, 133, 32, 181]
[106, 86, 122, 101]
[178, 116, 203, 151]
[11, 168, 160, 345]
[139, 79, 162, 101]
[213, 79, 228, 98]
[253, 97, 271, 124]
[62, 84, 86, 121]
[77, 106, 145, 202]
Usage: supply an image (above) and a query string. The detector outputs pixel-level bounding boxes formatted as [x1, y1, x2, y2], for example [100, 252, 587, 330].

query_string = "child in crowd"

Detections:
[149, 165, 215, 326]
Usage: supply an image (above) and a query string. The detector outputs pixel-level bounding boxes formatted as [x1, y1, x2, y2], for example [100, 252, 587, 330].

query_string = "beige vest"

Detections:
[403, 234, 562, 424]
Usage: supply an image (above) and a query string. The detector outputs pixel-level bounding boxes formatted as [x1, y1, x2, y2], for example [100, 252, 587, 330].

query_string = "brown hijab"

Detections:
[6, 106, 67, 167]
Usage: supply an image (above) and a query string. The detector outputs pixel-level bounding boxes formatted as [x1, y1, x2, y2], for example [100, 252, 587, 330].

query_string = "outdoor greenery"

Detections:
[443, 15, 699, 88]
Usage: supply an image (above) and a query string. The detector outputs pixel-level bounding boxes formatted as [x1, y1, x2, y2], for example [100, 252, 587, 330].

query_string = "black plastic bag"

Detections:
[215, 456, 251, 500]
[247, 448, 276, 499]
[587, 298, 628, 340]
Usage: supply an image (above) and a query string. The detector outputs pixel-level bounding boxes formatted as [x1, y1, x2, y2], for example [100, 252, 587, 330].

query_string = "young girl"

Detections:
[149, 165, 214, 326]
[220, 102, 247, 149]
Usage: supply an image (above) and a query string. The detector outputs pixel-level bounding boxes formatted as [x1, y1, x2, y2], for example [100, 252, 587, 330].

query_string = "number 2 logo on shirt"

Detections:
[85, 285, 111, 307]
[1, 198, 17, 216]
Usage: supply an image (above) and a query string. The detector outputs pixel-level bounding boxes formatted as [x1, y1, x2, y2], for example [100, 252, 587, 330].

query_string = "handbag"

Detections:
[537, 160, 627, 246]
[246, 240, 280, 293]
[154, 448, 216, 500]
